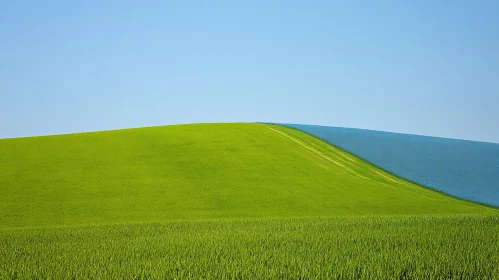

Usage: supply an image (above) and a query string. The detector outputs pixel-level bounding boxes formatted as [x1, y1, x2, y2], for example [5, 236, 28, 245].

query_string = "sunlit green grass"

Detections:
[0, 123, 494, 228]
[1, 123, 497, 278]
[1, 215, 498, 279]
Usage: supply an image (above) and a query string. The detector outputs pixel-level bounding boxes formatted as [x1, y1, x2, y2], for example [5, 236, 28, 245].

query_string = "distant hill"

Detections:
[283, 124, 499, 207]
[0, 123, 494, 228]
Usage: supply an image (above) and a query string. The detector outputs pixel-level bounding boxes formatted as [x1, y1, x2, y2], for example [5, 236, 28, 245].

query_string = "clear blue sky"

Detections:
[1, 1, 498, 143]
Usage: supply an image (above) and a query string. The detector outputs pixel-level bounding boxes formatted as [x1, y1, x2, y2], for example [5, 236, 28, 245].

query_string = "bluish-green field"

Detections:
[283, 123, 499, 206]
[1, 123, 497, 278]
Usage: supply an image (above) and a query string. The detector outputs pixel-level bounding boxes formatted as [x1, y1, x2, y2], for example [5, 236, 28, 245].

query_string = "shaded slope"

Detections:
[0, 123, 494, 228]
[282, 124, 499, 207]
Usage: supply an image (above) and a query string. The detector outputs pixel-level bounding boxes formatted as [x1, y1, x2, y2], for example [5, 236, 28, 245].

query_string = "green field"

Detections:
[1, 123, 497, 278]
[1, 216, 498, 279]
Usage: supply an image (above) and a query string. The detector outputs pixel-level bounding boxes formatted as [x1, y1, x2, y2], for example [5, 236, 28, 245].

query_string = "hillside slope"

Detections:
[0, 123, 494, 228]
[282, 123, 499, 206]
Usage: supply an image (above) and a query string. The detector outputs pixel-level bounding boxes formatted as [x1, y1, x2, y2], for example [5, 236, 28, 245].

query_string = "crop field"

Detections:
[283, 123, 499, 207]
[1, 216, 498, 279]
[1, 123, 498, 278]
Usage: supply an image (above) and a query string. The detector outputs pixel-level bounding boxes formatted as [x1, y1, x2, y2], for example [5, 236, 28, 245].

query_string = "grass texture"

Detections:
[0, 123, 494, 228]
[1, 215, 498, 279]
[1, 123, 498, 279]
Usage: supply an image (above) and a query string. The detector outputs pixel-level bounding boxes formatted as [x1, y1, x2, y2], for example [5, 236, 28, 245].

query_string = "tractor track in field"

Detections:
[267, 126, 368, 179]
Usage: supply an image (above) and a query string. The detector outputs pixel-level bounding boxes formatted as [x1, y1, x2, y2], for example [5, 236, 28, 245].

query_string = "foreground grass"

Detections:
[0, 123, 494, 228]
[1, 215, 498, 279]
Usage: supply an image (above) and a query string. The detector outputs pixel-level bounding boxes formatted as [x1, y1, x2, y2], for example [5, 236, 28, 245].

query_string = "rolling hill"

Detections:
[0, 123, 494, 229]
[282, 123, 499, 206]
[1, 122, 498, 278]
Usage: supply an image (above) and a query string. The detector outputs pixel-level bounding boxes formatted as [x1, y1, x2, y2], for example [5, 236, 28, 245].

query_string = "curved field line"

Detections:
[303, 138, 357, 163]
[372, 169, 398, 183]
[267, 127, 368, 179]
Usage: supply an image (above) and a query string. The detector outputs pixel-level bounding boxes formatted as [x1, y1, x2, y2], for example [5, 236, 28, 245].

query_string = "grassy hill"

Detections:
[1, 123, 498, 278]
[282, 123, 499, 207]
[0, 123, 494, 228]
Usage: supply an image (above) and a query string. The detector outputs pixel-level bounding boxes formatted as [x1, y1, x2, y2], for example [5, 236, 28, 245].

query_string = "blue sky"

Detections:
[1, 1, 498, 142]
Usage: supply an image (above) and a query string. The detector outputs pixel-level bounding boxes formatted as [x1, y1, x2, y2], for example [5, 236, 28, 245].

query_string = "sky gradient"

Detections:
[1, 1, 498, 143]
